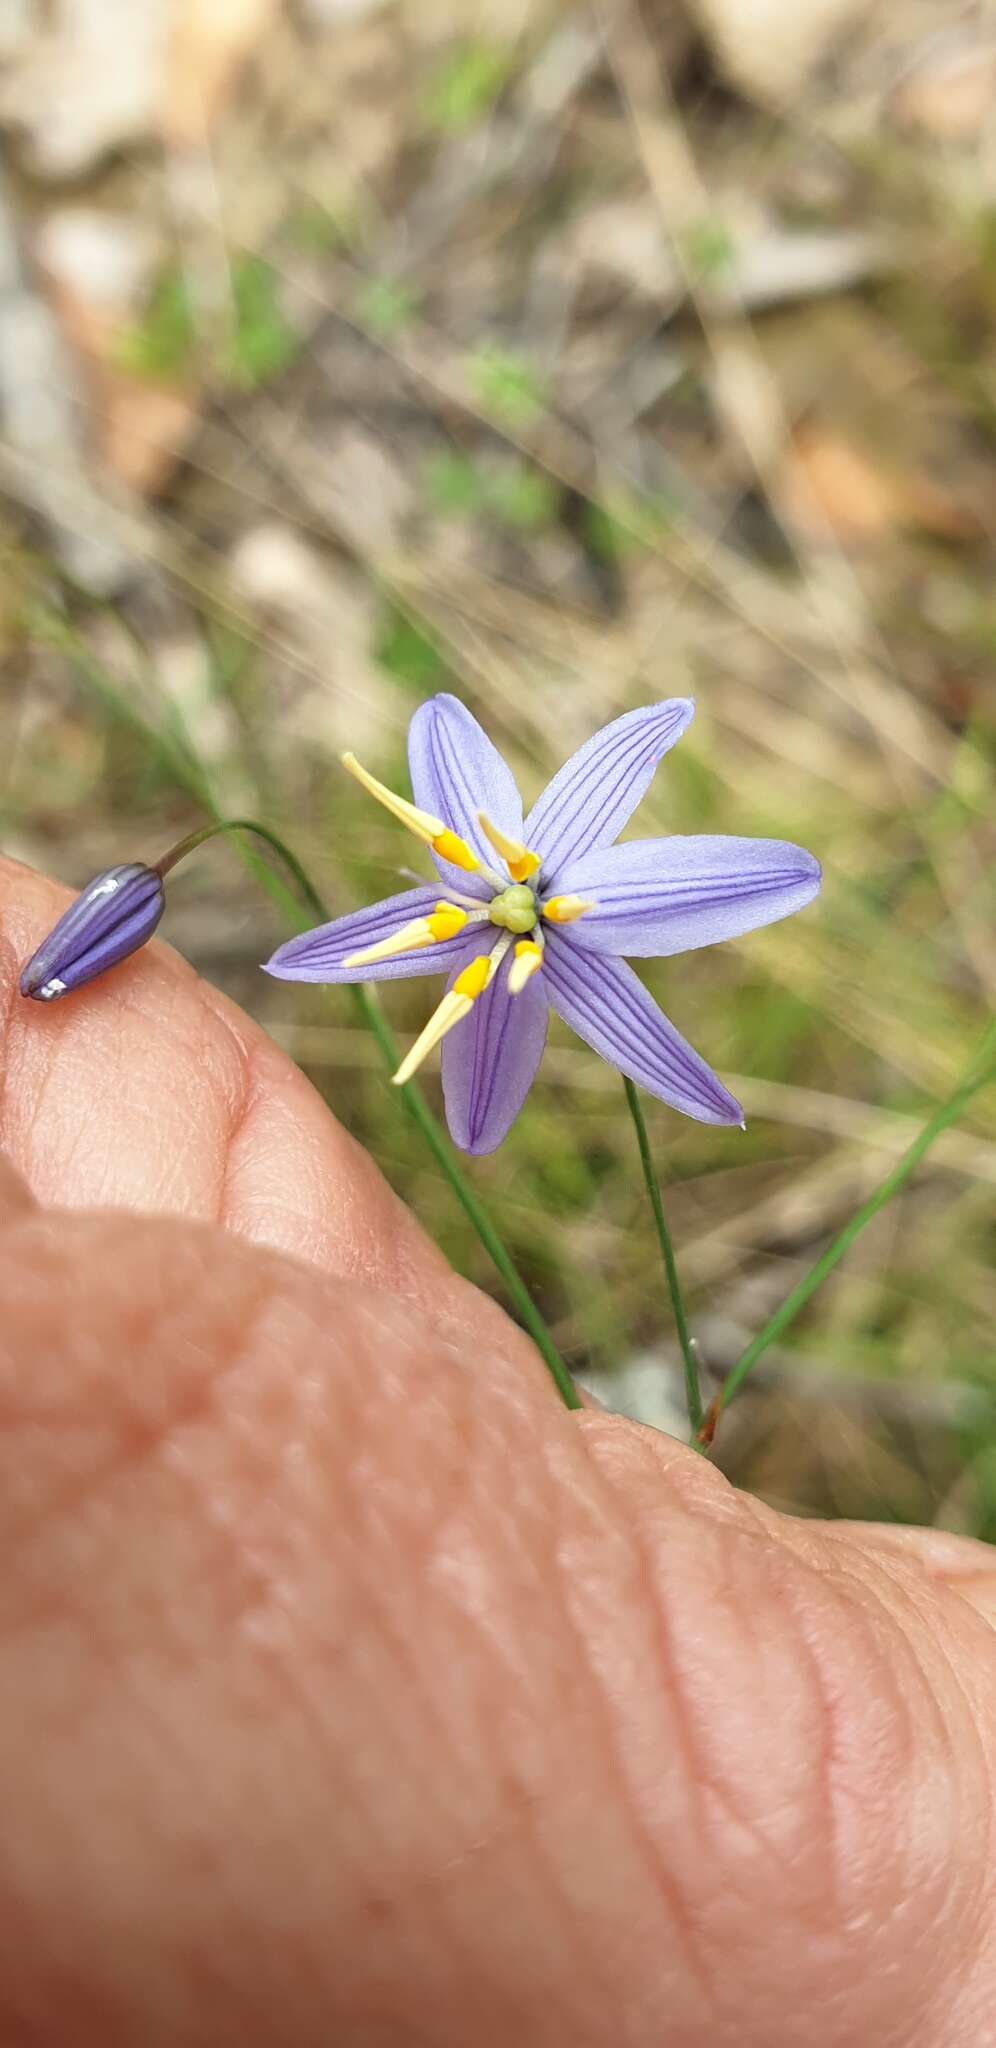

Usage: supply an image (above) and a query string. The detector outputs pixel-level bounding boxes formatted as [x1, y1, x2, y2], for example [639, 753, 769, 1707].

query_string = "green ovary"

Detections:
[488, 884, 537, 934]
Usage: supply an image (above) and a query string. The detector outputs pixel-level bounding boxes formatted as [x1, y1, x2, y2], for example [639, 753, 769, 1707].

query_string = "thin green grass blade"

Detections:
[622, 1077, 704, 1439]
[719, 1021, 996, 1414]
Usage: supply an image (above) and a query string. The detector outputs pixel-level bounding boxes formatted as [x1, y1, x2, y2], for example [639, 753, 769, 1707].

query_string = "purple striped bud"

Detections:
[19, 863, 166, 1002]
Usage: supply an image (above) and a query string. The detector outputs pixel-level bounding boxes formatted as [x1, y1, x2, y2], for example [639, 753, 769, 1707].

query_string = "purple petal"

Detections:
[542, 933, 742, 1125]
[20, 864, 165, 1001]
[549, 836, 821, 957]
[524, 700, 694, 871]
[408, 694, 523, 888]
[441, 951, 548, 1155]
[263, 887, 484, 984]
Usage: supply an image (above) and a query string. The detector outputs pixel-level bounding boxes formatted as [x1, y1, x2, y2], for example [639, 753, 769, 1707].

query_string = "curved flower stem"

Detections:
[190, 818, 581, 1413]
[622, 1077, 704, 1439]
[155, 818, 328, 913]
[718, 1020, 996, 1418]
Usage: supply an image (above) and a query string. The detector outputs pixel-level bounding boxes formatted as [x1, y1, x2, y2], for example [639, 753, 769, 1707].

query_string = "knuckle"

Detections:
[570, 1423, 994, 2042]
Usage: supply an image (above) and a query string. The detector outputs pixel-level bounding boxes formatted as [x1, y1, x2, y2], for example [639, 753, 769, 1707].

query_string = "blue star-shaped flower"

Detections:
[265, 695, 821, 1154]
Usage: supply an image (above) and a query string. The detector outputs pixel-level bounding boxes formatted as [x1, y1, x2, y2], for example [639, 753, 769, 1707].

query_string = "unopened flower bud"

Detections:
[19, 864, 166, 1003]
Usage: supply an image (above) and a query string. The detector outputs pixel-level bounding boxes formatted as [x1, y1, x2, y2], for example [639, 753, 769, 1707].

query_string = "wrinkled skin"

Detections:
[0, 857, 994, 2048]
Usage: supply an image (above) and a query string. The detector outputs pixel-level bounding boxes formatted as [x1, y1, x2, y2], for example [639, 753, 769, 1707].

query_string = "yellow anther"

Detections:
[431, 828, 481, 875]
[341, 752, 482, 874]
[453, 954, 493, 1000]
[343, 903, 468, 969]
[543, 895, 594, 925]
[508, 940, 543, 995]
[477, 812, 541, 883]
[428, 904, 470, 941]
[392, 946, 503, 1087]
[341, 752, 445, 845]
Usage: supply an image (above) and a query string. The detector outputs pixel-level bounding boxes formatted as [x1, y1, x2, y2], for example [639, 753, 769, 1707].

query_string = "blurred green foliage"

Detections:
[354, 276, 420, 339]
[224, 257, 300, 388]
[376, 608, 453, 695]
[117, 256, 298, 390]
[423, 40, 512, 133]
[116, 265, 196, 381]
[425, 451, 558, 531]
[583, 491, 679, 562]
[469, 346, 547, 426]
[683, 215, 737, 279]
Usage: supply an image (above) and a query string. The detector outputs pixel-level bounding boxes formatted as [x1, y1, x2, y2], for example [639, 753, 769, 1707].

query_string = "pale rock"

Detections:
[688, 0, 867, 105]
[0, 177, 136, 589]
[229, 522, 332, 613]
[34, 208, 199, 497]
[34, 210, 160, 318]
[299, 0, 387, 20]
[0, 0, 278, 174]
[570, 197, 887, 313]
[0, 0, 33, 60]
[569, 198, 675, 298]
[228, 522, 391, 753]
[892, 34, 996, 141]
[521, 20, 602, 119]
[304, 424, 414, 560]
[155, 638, 256, 812]
[164, 0, 280, 149]
[0, 293, 135, 588]
[711, 226, 888, 314]
[578, 1352, 690, 1439]
[0, 0, 169, 179]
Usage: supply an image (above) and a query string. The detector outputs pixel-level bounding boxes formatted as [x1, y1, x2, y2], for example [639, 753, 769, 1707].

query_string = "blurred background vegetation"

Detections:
[0, 0, 993, 1525]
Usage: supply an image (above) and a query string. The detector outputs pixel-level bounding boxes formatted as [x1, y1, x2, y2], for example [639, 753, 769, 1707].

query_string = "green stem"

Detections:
[720, 1023, 996, 1412]
[622, 1076, 704, 1438]
[360, 984, 581, 1411]
[185, 816, 580, 1412]
[156, 818, 328, 921]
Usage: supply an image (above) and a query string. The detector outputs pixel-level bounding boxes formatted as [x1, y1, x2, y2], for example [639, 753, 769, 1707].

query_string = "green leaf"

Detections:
[224, 256, 299, 389]
[425, 452, 557, 531]
[583, 490, 677, 561]
[487, 463, 558, 531]
[115, 266, 197, 381]
[354, 276, 419, 338]
[376, 607, 450, 693]
[470, 345, 546, 427]
[424, 40, 512, 133]
[684, 216, 736, 279]
[424, 451, 487, 515]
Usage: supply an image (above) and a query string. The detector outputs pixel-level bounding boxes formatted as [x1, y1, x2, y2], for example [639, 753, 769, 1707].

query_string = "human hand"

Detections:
[1, 858, 993, 2047]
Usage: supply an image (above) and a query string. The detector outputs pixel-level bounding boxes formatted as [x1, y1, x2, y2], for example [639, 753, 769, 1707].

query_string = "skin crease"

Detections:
[0, 857, 994, 2048]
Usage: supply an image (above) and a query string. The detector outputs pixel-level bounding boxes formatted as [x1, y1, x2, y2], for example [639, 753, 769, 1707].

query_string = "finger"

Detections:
[825, 1520, 996, 1574]
[0, 857, 509, 1343]
[823, 1518, 996, 1627]
[1, 1205, 993, 2047]
[0, 1151, 36, 1226]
